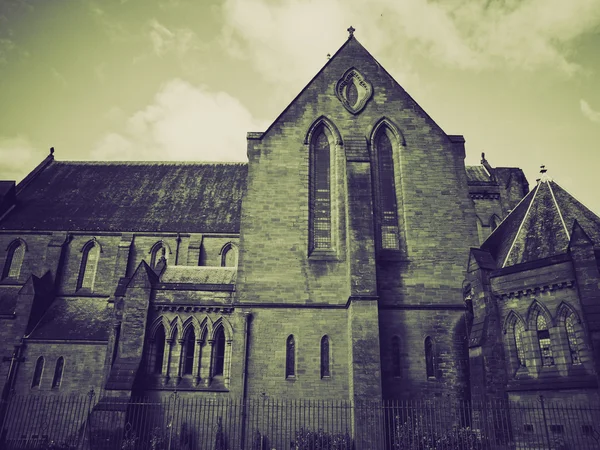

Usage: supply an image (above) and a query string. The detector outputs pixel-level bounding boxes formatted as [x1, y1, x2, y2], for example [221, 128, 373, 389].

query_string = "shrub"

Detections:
[393, 414, 483, 450]
[294, 427, 352, 450]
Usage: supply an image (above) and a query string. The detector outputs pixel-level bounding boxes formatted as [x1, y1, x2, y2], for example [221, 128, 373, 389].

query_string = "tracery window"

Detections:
[310, 130, 332, 252]
[32, 356, 44, 388]
[182, 328, 196, 375]
[536, 314, 554, 366]
[376, 132, 400, 250]
[392, 336, 401, 377]
[565, 314, 581, 365]
[78, 241, 100, 291]
[425, 336, 436, 379]
[212, 327, 225, 377]
[52, 357, 64, 389]
[286, 335, 295, 378]
[320, 335, 330, 378]
[3, 240, 25, 280]
[514, 321, 526, 368]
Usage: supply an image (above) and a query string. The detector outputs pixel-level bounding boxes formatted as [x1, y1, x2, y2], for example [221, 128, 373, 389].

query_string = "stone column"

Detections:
[162, 338, 173, 386]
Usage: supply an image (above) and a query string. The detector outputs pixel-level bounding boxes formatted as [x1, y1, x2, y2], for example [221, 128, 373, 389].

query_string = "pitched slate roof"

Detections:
[0, 160, 247, 233]
[482, 174, 600, 268]
[160, 266, 237, 284]
[27, 297, 112, 341]
[465, 166, 491, 183]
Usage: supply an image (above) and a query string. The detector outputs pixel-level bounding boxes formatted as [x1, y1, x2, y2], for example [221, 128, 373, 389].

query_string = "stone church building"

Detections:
[0, 30, 599, 441]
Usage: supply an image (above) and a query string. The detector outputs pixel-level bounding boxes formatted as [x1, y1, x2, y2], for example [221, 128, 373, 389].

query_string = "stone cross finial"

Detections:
[347, 26, 355, 38]
[540, 165, 547, 174]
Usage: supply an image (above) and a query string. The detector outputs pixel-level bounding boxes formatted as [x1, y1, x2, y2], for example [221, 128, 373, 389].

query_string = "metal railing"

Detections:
[0, 393, 599, 449]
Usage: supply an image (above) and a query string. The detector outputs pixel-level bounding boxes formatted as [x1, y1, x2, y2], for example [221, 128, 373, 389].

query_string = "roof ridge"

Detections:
[547, 180, 570, 240]
[502, 181, 541, 268]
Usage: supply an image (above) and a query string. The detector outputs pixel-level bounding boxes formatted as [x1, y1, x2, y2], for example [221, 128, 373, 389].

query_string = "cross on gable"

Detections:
[347, 26, 355, 38]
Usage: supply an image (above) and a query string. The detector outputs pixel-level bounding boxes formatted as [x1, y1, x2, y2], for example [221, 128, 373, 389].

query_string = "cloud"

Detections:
[580, 99, 600, 124]
[221, 0, 600, 84]
[92, 79, 269, 162]
[0, 136, 46, 182]
[148, 19, 202, 57]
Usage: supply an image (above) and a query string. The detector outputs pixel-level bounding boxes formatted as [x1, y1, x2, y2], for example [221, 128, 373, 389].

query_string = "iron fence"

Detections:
[0, 393, 599, 450]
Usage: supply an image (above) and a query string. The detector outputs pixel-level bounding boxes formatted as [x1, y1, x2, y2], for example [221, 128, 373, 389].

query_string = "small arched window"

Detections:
[150, 242, 167, 269]
[320, 335, 330, 378]
[537, 314, 554, 366]
[78, 241, 100, 291]
[392, 336, 401, 377]
[221, 244, 238, 267]
[310, 130, 332, 252]
[52, 357, 64, 389]
[3, 240, 25, 279]
[565, 314, 581, 365]
[182, 328, 196, 375]
[150, 324, 166, 375]
[286, 335, 295, 378]
[514, 321, 526, 368]
[32, 356, 44, 388]
[425, 336, 436, 379]
[376, 131, 400, 250]
[212, 327, 226, 377]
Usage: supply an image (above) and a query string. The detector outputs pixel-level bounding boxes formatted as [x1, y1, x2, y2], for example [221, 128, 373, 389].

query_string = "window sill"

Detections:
[308, 249, 338, 261]
[286, 375, 296, 381]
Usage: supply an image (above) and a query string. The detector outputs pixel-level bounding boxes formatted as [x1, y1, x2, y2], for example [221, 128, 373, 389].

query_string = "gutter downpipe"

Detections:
[240, 312, 252, 449]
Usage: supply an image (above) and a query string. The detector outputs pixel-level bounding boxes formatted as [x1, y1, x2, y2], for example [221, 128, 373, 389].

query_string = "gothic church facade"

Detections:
[0, 32, 598, 422]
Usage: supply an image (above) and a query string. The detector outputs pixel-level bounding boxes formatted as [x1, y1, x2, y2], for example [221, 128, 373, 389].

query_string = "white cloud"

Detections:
[92, 79, 269, 162]
[221, 0, 600, 84]
[580, 99, 600, 124]
[0, 136, 46, 182]
[148, 19, 202, 57]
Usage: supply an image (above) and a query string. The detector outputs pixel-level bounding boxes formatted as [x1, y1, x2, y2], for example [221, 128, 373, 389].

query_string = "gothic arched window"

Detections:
[310, 130, 332, 252]
[150, 324, 166, 375]
[565, 314, 581, 365]
[425, 336, 436, 379]
[320, 335, 330, 378]
[392, 336, 401, 377]
[150, 242, 167, 269]
[221, 244, 238, 267]
[182, 328, 196, 375]
[3, 240, 25, 279]
[212, 327, 225, 377]
[286, 335, 295, 378]
[514, 321, 526, 368]
[376, 131, 400, 250]
[78, 241, 100, 291]
[32, 356, 44, 388]
[52, 357, 64, 389]
[537, 314, 554, 366]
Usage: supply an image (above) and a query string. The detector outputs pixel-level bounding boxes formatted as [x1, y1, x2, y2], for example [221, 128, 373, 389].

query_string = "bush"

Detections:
[393, 414, 483, 450]
[294, 427, 352, 450]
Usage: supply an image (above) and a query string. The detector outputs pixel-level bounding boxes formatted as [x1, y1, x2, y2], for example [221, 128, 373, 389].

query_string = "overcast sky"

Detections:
[1, 0, 599, 213]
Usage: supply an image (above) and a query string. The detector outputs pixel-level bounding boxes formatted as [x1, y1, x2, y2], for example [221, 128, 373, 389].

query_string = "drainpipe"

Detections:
[240, 312, 253, 449]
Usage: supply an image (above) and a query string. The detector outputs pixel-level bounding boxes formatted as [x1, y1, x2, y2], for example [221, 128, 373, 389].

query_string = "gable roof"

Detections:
[0, 160, 247, 233]
[27, 297, 112, 341]
[481, 174, 600, 268]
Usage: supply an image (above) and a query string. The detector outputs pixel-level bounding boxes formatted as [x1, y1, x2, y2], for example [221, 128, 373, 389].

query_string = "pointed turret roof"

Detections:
[481, 171, 600, 268]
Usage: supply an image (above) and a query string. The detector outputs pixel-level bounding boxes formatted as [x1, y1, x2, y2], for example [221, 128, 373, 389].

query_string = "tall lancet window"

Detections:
[320, 335, 330, 378]
[537, 314, 554, 366]
[78, 241, 100, 291]
[286, 335, 295, 378]
[514, 321, 526, 368]
[32, 356, 44, 388]
[310, 130, 332, 252]
[3, 240, 25, 279]
[565, 314, 581, 365]
[182, 329, 195, 375]
[377, 132, 400, 250]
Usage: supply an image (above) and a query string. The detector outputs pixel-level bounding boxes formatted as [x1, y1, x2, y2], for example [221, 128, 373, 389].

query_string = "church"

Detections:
[0, 28, 599, 448]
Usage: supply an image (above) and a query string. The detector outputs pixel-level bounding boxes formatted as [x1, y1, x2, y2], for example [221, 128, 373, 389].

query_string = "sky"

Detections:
[1, 0, 599, 213]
